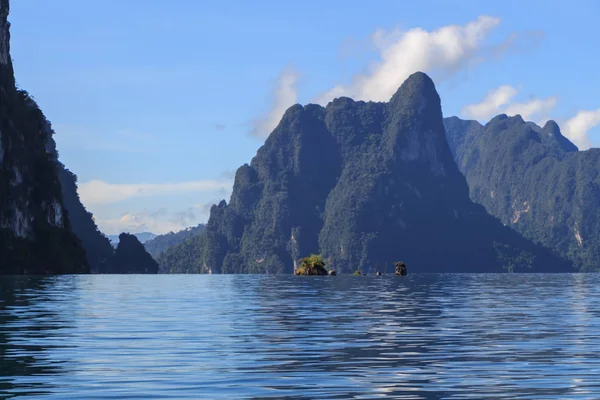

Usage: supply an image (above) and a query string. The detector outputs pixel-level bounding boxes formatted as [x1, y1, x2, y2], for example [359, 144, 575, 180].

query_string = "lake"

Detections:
[1, 274, 600, 399]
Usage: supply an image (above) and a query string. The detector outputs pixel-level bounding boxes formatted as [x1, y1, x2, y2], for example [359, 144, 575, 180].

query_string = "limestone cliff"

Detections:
[0, 0, 88, 273]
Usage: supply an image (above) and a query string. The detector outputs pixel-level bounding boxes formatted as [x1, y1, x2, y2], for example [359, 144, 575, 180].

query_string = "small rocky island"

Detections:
[294, 255, 328, 275]
[294, 256, 408, 276]
[395, 261, 407, 276]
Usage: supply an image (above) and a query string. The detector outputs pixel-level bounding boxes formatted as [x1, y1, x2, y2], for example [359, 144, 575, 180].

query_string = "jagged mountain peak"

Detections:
[179, 73, 571, 274]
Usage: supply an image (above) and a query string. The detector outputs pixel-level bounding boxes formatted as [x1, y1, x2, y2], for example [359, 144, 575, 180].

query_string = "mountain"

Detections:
[112, 233, 159, 274]
[58, 167, 115, 273]
[444, 114, 600, 271]
[156, 233, 207, 273]
[145, 224, 205, 259]
[0, 0, 88, 273]
[159, 72, 572, 274]
[108, 232, 157, 247]
[20, 96, 156, 274]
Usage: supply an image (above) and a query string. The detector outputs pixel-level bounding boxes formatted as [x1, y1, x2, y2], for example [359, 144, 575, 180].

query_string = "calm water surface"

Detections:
[1, 274, 600, 399]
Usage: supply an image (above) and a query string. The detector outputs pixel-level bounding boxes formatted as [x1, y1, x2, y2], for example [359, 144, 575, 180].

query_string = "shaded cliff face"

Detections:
[445, 115, 600, 271]
[58, 166, 115, 273]
[113, 233, 159, 274]
[194, 72, 571, 274]
[0, 1, 88, 273]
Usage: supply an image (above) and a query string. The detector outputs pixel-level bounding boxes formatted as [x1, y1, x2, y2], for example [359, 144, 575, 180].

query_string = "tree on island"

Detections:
[294, 254, 328, 275]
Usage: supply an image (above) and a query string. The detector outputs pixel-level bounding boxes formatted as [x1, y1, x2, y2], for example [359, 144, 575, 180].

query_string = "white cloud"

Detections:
[78, 179, 232, 206]
[461, 85, 600, 150]
[503, 96, 557, 122]
[251, 66, 299, 139]
[462, 85, 557, 122]
[563, 109, 600, 150]
[315, 15, 508, 104]
[462, 85, 518, 120]
[96, 211, 191, 235]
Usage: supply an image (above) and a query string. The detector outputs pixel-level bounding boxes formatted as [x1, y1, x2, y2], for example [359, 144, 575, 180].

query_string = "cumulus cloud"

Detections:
[503, 96, 557, 122]
[563, 109, 600, 150]
[461, 86, 600, 149]
[170, 208, 197, 226]
[251, 66, 300, 139]
[96, 210, 193, 235]
[462, 85, 518, 120]
[462, 85, 557, 122]
[315, 16, 516, 104]
[78, 179, 232, 206]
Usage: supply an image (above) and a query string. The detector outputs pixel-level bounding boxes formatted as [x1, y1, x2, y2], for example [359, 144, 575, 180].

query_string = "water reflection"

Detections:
[0, 274, 600, 398]
[0, 276, 76, 396]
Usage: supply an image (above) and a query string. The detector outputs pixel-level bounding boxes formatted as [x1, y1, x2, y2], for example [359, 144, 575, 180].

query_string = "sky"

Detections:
[8, 0, 600, 234]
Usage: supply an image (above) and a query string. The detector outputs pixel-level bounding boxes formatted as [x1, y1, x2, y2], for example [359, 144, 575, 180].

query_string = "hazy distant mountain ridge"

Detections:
[159, 72, 571, 274]
[145, 224, 205, 259]
[444, 114, 600, 271]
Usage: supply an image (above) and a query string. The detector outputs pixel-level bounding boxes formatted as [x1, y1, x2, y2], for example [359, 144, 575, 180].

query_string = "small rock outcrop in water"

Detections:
[395, 262, 407, 276]
[294, 254, 328, 275]
[112, 233, 159, 274]
[0, 0, 88, 274]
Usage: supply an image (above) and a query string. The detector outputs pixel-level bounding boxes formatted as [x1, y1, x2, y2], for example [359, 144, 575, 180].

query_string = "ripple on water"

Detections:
[1, 274, 600, 399]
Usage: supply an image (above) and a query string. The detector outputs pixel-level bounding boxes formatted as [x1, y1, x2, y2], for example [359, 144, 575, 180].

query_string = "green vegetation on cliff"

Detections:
[145, 224, 205, 259]
[158, 72, 572, 274]
[444, 114, 600, 271]
[294, 254, 327, 275]
[0, 0, 88, 273]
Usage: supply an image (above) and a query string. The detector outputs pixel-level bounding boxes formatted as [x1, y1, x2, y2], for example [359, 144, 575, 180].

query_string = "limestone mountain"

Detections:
[162, 72, 571, 274]
[0, 0, 88, 273]
[112, 233, 159, 274]
[444, 114, 600, 271]
[58, 166, 115, 273]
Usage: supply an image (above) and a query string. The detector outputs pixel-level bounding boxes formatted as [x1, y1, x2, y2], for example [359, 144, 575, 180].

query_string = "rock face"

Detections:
[194, 72, 571, 274]
[112, 233, 159, 274]
[444, 114, 600, 271]
[395, 262, 407, 276]
[58, 167, 115, 273]
[0, 0, 88, 273]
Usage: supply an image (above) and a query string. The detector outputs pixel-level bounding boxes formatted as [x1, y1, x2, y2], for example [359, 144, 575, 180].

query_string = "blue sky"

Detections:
[9, 0, 600, 234]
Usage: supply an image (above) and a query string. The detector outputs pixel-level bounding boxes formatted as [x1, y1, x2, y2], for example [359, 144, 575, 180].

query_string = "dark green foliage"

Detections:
[157, 233, 210, 274]
[444, 115, 600, 271]
[144, 224, 205, 259]
[163, 72, 572, 274]
[112, 233, 159, 274]
[0, 2, 88, 273]
[294, 254, 327, 275]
